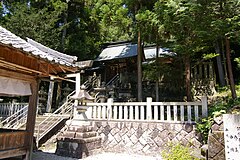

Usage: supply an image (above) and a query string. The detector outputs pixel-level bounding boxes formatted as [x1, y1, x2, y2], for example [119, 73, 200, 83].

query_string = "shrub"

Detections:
[161, 143, 199, 160]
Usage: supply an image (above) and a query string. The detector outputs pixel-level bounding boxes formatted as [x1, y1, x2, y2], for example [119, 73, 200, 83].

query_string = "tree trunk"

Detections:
[155, 42, 159, 102]
[225, 37, 237, 99]
[185, 55, 191, 101]
[214, 41, 226, 86]
[137, 30, 142, 101]
[61, 8, 68, 52]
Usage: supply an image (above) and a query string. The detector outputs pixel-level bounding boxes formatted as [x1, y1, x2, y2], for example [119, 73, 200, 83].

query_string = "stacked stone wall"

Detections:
[208, 116, 225, 160]
[94, 121, 203, 156]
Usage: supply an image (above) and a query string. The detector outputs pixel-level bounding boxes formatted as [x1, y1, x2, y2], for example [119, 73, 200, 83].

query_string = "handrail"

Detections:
[106, 74, 119, 86]
[0, 105, 28, 129]
[36, 90, 75, 147]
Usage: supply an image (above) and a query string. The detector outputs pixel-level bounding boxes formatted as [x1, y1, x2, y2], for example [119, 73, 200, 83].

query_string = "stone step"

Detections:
[59, 131, 97, 139]
[57, 136, 102, 144]
[67, 125, 94, 132]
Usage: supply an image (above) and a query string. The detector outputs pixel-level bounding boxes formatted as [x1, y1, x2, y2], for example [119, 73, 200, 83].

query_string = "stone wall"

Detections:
[208, 116, 225, 160]
[93, 121, 203, 156]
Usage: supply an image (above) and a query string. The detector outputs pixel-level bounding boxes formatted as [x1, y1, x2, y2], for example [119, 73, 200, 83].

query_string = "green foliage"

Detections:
[1, 2, 66, 50]
[196, 117, 213, 144]
[203, 53, 219, 60]
[161, 143, 199, 160]
[196, 89, 240, 144]
[90, 0, 133, 43]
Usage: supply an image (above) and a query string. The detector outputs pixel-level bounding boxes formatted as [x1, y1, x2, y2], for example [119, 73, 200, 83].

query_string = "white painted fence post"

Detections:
[107, 98, 113, 120]
[147, 97, 152, 120]
[201, 96, 208, 118]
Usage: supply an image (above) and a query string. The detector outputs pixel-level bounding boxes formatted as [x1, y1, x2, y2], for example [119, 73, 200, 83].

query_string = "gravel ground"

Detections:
[32, 151, 162, 160]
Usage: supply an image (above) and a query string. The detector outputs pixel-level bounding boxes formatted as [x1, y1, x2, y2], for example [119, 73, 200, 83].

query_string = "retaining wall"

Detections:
[93, 121, 203, 156]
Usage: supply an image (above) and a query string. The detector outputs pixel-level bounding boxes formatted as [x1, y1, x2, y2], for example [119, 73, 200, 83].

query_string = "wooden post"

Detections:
[107, 98, 113, 120]
[147, 97, 152, 120]
[137, 30, 143, 102]
[74, 73, 81, 118]
[201, 96, 208, 118]
[46, 77, 54, 113]
[55, 80, 62, 108]
[24, 80, 39, 160]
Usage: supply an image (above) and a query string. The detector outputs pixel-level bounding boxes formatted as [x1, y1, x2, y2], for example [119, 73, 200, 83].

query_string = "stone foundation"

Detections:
[94, 121, 203, 156]
[208, 116, 225, 160]
[56, 125, 102, 159]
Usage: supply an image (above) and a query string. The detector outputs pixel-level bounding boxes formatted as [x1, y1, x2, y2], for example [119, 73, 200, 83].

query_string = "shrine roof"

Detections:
[0, 26, 78, 67]
[95, 43, 138, 61]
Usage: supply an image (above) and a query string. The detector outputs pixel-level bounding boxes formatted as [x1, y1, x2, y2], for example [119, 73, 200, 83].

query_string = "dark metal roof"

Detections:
[95, 43, 175, 62]
[95, 43, 138, 61]
[0, 26, 77, 67]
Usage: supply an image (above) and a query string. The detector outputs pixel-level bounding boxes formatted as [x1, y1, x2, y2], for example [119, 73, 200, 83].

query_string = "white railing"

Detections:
[85, 97, 208, 123]
[0, 104, 28, 129]
[36, 90, 75, 147]
[0, 103, 28, 117]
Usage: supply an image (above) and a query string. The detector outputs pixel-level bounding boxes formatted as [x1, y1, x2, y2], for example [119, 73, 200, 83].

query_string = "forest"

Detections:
[0, 0, 240, 102]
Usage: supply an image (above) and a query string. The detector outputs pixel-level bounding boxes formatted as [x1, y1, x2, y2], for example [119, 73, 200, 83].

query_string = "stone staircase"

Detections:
[19, 115, 69, 146]
[56, 125, 102, 159]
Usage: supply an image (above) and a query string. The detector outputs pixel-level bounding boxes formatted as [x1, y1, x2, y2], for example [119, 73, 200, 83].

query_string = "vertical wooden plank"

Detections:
[209, 62, 213, 79]
[130, 105, 133, 120]
[204, 63, 208, 78]
[147, 97, 152, 120]
[119, 105, 123, 120]
[135, 105, 139, 120]
[180, 105, 184, 122]
[187, 105, 192, 122]
[160, 105, 164, 121]
[201, 96, 208, 118]
[141, 105, 145, 120]
[167, 105, 171, 121]
[194, 105, 199, 122]
[25, 79, 39, 160]
[124, 105, 128, 120]
[97, 105, 101, 119]
[113, 105, 118, 120]
[93, 105, 97, 119]
[107, 98, 113, 120]
[154, 105, 158, 120]
[174, 105, 178, 122]
[102, 105, 106, 119]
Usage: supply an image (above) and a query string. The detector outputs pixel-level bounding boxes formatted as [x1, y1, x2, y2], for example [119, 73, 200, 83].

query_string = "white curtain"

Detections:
[0, 76, 32, 96]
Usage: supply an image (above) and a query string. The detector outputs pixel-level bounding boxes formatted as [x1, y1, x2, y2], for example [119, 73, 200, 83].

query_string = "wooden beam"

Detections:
[25, 80, 39, 160]
[0, 148, 27, 159]
[0, 68, 36, 83]
[0, 59, 43, 75]
[59, 65, 67, 73]
[0, 60, 75, 83]
[49, 65, 58, 74]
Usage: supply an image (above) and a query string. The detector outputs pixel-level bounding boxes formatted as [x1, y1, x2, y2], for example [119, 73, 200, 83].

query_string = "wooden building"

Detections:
[0, 26, 79, 159]
[86, 43, 175, 101]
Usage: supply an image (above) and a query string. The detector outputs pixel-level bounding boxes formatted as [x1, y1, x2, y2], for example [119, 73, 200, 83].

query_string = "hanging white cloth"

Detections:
[0, 76, 32, 96]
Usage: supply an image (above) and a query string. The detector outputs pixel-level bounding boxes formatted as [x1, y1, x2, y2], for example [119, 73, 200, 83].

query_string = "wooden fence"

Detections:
[85, 97, 208, 123]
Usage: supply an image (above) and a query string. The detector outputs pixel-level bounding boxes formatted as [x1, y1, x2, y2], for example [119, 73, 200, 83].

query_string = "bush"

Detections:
[161, 143, 199, 160]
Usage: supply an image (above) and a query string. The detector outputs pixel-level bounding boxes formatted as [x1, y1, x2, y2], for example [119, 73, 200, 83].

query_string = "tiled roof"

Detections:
[0, 26, 78, 67]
